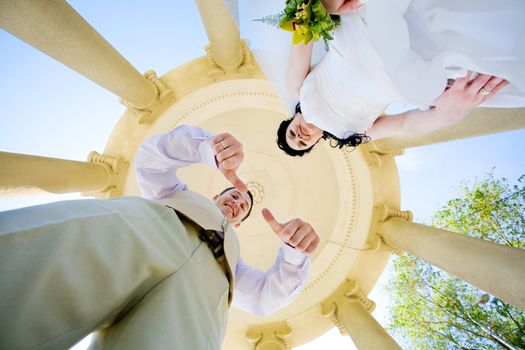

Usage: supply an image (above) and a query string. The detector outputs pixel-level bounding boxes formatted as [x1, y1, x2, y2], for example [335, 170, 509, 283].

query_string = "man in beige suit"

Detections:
[0, 125, 319, 350]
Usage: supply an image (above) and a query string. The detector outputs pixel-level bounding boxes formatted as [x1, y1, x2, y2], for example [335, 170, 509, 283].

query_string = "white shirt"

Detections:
[135, 125, 310, 317]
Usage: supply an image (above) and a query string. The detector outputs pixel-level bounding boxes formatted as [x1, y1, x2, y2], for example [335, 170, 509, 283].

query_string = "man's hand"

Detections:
[211, 133, 247, 193]
[435, 71, 509, 124]
[262, 208, 320, 255]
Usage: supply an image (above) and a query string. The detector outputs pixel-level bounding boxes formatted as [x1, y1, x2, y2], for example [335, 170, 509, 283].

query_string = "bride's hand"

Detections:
[434, 71, 509, 124]
[321, 0, 360, 15]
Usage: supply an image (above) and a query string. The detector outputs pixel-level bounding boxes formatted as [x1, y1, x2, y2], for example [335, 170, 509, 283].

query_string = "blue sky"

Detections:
[1, 1, 524, 349]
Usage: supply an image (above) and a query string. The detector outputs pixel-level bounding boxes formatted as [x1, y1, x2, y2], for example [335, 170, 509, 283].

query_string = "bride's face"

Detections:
[321, 0, 360, 14]
[286, 113, 324, 151]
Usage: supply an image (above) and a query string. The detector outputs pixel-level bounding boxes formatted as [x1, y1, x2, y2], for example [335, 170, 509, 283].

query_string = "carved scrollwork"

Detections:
[321, 280, 376, 335]
[245, 322, 293, 350]
[362, 143, 405, 167]
[82, 151, 128, 198]
[120, 70, 175, 124]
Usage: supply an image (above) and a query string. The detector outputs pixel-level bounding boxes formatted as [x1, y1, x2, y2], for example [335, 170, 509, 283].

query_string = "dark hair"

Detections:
[276, 103, 321, 157]
[276, 118, 319, 157]
[322, 131, 371, 150]
[276, 103, 371, 156]
[219, 187, 254, 222]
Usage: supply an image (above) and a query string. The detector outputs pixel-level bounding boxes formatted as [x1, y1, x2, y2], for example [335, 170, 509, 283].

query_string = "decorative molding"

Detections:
[119, 98, 153, 124]
[87, 151, 121, 170]
[238, 39, 255, 76]
[120, 70, 175, 124]
[375, 234, 404, 255]
[361, 143, 404, 167]
[245, 322, 292, 350]
[168, 87, 284, 130]
[205, 44, 226, 80]
[303, 146, 359, 293]
[164, 80, 361, 295]
[144, 70, 175, 103]
[376, 204, 413, 222]
[82, 151, 128, 198]
[321, 280, 376, 335]
[246, 181, 264, 205]
[205, 40, 255, 80]
[369, 204, 413, 254]
[320, 302, 348, 336]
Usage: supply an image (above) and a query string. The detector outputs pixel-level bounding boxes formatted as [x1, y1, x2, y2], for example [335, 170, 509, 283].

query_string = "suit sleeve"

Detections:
[134, 125, 217, 199]
[232, 244, 310, 317]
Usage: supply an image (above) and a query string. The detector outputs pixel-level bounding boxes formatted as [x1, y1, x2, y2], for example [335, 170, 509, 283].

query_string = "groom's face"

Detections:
[213, 189, 252, 228]
[285, 113, 324, 151]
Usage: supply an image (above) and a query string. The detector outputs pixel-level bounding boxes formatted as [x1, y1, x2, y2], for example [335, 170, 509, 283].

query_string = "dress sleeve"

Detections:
[232, 244, 310, 317]
[134, 125, 217, 199]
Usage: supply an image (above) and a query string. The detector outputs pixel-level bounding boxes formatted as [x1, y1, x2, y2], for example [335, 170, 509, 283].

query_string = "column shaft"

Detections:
[195, 0, 243, 70]
[382, 218, 525, 310]
[372, 108, 525, 152]
[340, 301, 401, 350]
[0, 151, 110, 194]
[0, 0, 156, 108]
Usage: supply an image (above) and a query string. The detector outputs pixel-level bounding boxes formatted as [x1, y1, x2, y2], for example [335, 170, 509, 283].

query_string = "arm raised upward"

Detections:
[367, 73, 509, 140]
[135, 125, 246, 199]
[287, 40, 314, 101]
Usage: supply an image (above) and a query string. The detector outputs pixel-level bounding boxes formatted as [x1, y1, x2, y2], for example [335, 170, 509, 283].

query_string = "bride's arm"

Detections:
[287, 41, 314, 100]
[367, 74, 508, 140]
[321, 0, 361, 15]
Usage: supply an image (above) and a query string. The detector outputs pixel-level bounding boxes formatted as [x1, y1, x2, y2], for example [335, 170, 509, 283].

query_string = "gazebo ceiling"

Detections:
[120, 77, 398, 347]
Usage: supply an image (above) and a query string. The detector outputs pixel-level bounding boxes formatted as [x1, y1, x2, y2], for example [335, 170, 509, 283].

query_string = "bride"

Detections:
[250, 0, 525, 156]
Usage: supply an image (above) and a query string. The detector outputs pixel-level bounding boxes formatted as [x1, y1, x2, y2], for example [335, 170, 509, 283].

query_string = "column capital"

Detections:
[0, 0, 160, 108]
[204, 44, 226, 80]
[369, 204, 412, 254]
[239, 40, 256, 75]
[381, 218, 525, 310]
[82, 151, 128, 198]
[321, 280, 375, 335]
[120, 70, 175, 124]
[361, 143, 404, 167]
[0, 151, 115, 196]
[375, 204, 414, 223]
[205, 39, 255, 80]
[245, 322, 292, 350]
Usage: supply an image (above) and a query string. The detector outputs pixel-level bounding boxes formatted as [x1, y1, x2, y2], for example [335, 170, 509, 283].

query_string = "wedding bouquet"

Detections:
[256, 0, 340, 45]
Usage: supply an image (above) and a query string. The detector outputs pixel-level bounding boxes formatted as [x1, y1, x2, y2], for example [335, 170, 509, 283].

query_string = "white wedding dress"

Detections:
[239, 0, 525, 139]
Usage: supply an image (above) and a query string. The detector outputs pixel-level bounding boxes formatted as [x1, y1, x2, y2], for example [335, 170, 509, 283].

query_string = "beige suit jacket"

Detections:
[158, 190, 240, 305]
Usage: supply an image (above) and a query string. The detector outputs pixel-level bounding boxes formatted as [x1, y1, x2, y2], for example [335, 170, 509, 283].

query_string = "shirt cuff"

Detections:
[281, 244, 308, 265]
[198, 137, 218, 169]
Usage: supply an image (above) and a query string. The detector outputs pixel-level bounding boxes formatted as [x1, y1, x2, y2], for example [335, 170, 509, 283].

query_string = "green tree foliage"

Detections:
[386, 172, 525, 349]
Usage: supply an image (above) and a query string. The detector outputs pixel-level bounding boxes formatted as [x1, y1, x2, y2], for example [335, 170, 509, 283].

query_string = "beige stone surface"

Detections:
[105, 69, 400, 348]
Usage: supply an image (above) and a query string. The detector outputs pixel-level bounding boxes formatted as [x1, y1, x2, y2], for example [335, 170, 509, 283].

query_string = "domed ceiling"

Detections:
[119, 77, 399, 348]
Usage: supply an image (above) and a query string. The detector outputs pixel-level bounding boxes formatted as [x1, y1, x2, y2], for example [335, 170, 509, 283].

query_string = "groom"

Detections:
[0, 124, 319, 349]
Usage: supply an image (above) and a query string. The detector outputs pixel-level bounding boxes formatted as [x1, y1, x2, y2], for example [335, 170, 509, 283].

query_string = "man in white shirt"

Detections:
[0, 124, 319, 350]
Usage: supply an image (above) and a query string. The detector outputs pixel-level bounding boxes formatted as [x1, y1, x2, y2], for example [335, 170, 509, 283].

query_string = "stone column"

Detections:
[245, 322, 292, 350]
[195, 0, 254, 79]
[0, 151, 108, 195]
[0, 0, 157, 108]
[195, 0, 242, 70]
[376, 205, 525, 310]
[370, 108, 525, 153]
[321, 280, 402, 350]
[0, 151, 126, 197]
